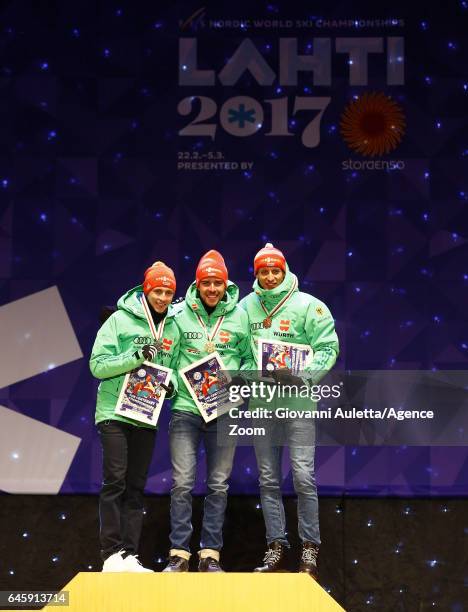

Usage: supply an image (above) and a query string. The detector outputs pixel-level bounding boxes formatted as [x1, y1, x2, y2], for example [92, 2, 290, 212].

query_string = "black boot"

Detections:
[254, 541, 288, 572]
[198, 556, 224, 572]
[298, 541, 319, 580]
[162, 555, 189, 572]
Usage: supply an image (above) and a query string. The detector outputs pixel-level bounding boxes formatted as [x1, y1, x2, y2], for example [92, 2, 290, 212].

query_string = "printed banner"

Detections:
[115, 361, 172, 426]
[180, 351, 239, 422]
[257, 339, 313, 377]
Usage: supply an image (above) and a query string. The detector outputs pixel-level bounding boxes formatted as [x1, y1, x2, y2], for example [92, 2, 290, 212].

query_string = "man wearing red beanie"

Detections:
[90, 261, 180, 572]
[163, 250, 254, 573]
[240, 243, 339, 579]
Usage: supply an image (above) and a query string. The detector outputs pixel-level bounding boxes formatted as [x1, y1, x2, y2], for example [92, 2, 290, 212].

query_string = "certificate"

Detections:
[257, 339, 313, 377]
[115, 361, 172, 426]
[180, 352, 239, 422]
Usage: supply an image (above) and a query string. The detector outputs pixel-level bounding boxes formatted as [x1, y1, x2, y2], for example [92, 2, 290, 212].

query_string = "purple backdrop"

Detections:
[0, 0, 467, 495]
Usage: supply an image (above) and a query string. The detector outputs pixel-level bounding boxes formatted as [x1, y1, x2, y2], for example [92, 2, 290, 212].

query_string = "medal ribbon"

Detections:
[141, 295, 165, 342]
[195, 313, 225, 345]
[259, 277, 298, 321]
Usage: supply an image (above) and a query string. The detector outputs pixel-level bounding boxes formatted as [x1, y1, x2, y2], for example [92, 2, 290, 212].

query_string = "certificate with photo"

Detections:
[257, 339, 313, 377]
[180, 352, 239, 422]
[115, 361, 172, 426]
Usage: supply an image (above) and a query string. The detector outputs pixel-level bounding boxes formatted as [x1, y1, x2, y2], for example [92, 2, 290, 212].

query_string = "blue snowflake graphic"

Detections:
[228, 103, 256, 128]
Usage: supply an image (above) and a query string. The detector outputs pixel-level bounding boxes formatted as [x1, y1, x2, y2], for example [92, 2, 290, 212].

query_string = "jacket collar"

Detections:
[252, 266, 298, 307]
[185, 280, 239, 320]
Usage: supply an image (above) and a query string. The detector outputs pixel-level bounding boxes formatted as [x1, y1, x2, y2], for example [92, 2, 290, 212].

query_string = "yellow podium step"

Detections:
[44, 572, 345, 612]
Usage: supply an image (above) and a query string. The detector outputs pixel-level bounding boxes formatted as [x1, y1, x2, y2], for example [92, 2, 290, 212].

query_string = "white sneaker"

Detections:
[122, 554, 153, 573]
[102, 550, 126, 572]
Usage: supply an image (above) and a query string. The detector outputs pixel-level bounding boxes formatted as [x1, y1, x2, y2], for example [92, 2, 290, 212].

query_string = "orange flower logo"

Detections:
[340, 92, 405, 157]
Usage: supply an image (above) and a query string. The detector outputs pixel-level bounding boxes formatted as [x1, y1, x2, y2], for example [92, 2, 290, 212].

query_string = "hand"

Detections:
[100, 306, 116, 324]
[272, 368, 302, 387]
[160, 381, 174, 396]
[226, 376, 247, 401]
[140, 344, 158, 361]
[228, 375, 246, 389]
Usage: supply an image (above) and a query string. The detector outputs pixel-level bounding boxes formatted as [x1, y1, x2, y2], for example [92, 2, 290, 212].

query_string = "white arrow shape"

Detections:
[0, 286, 83, 493]
[0, 406, 81, 493]
[0, 286, 83, 388]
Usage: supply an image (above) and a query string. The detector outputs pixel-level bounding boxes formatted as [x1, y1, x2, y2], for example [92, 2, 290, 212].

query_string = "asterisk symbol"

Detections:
[228, 103, 256, 128]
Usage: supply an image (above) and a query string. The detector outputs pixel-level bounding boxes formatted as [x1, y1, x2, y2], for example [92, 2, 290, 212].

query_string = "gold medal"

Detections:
[205, 341, 216, 353]
[263, 317, 272, 329]
[195, 313, 225, 355]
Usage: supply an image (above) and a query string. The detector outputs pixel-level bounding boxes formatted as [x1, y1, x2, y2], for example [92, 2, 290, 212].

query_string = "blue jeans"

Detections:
[168, 410, 236, 553]
[254, 417, 320, 547]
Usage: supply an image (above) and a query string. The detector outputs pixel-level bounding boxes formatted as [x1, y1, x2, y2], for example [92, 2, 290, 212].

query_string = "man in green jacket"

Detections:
[239, 243, 339, 579]
[163, 250, 254, 573]
[90, 262, 180, 572]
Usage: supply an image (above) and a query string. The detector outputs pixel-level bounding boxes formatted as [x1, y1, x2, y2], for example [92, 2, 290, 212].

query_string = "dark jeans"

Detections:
[97, 419, 156, 561]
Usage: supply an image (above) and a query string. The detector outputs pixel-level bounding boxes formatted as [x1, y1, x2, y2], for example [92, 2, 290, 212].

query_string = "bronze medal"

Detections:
[153, 340, 164, 352]
[205, 341, 216, 353]
[259, 278, 297, 333]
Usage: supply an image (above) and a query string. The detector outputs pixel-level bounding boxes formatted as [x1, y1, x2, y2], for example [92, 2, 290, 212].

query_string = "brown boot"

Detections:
[254, 541, 288, 572]
[198, 557, 224, 572]
[298, 541, 319, 580]
[162, 555, 189, 572]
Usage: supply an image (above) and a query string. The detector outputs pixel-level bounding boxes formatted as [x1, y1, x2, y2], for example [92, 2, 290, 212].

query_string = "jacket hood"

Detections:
[184, 279, 239, 318]
[117, 285, 178, 319]
[252, 265, 299, 307]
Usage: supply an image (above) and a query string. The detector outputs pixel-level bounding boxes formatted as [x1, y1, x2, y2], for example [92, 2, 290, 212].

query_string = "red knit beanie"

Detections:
[143, 261, 176, 295]
[254, 243, 286, 275]
[195, 250, 228, 286]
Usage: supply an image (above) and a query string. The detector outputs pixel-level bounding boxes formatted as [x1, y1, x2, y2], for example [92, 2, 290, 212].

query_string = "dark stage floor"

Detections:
[0, 495, 466, 611]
